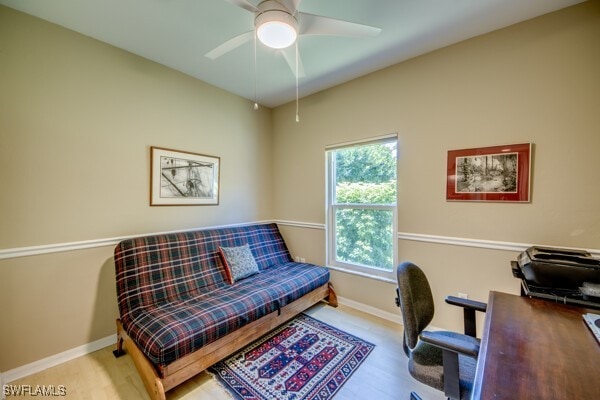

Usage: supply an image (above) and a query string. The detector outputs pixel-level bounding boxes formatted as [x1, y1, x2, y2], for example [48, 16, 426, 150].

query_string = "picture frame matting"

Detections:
[150, 146, 220, 206]
[446, 143, 532, 202]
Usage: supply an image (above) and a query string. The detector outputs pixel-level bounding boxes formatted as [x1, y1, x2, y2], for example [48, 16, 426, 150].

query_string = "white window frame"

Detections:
[325, 134, 398, 280]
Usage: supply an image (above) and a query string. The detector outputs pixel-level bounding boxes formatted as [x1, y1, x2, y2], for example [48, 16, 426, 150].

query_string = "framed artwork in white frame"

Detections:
[150, 146, 220, 206]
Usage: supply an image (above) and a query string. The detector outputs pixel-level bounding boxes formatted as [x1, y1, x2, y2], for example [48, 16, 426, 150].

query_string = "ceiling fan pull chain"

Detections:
[254, 31, 259, 110]
[295, 41, 299, 122]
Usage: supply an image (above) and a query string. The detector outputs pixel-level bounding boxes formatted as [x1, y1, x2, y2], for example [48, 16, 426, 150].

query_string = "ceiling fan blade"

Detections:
[299, 13, 381, 37]
[279, 0, 302, 14]
[223, 0, 258, 13]
[205, 31, 255, 60]
[281, 46, 306, 78]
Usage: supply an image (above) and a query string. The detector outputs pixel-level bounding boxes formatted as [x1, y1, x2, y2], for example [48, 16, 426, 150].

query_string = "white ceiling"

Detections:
[0, 0, 585, 108]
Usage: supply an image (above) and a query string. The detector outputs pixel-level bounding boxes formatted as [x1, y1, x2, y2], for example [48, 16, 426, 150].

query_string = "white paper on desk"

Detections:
[583, 313, 600, 344]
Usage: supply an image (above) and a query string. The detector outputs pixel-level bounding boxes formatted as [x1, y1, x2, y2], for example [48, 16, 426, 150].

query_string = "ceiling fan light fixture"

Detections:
[255, 10, 298, 49]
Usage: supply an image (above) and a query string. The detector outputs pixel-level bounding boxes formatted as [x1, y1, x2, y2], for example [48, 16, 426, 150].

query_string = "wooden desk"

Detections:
[471, 291, 600, 399]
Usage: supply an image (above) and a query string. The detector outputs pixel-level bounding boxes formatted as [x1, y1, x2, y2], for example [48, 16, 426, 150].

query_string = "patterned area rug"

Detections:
[209, 313, 375, 400]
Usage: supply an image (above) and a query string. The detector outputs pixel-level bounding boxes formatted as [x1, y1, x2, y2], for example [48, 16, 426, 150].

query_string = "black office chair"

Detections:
[395, 261, 487, 400]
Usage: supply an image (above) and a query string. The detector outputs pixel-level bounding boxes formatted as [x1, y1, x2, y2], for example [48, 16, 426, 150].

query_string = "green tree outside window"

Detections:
[331, 141, 397, 271]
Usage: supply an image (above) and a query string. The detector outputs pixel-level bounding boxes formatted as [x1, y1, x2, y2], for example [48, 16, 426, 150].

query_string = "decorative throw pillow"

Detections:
[218, 244, 259, 284]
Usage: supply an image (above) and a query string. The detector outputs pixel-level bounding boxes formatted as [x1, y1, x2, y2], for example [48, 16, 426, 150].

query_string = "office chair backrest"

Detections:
[396, 261, 435, 350]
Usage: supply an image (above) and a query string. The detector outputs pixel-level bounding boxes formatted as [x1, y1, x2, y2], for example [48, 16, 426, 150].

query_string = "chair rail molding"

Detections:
[397, 231, 600, 258]
[0, 220, 273, 260]
[1, 219, 598, 260]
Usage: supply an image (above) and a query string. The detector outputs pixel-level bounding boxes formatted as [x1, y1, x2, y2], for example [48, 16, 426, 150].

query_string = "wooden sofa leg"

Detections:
[113, 319, 125, 358]
[115, 320, 166, 400]
[327, 283, 338, 307]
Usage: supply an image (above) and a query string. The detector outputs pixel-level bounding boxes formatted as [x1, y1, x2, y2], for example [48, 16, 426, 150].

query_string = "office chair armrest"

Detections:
[419, 330, 480, 357]
[445, 296, 487, 337]
[445, 296, 487, 312]
[420, 331, 480, 400]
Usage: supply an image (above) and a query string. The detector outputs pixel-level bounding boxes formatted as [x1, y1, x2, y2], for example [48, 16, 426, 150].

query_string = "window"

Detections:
[326, 135, 397, 279]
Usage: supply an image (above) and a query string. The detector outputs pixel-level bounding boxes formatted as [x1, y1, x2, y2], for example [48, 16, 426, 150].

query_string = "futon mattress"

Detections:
[121, 262, 329, 365]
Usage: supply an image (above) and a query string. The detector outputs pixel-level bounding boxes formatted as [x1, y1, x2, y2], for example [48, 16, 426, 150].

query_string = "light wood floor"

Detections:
[8, 304, 442, 399]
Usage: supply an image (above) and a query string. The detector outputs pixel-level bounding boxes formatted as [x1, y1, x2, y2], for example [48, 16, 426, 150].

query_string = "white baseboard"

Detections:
[335, 296, 454, 335]
[2, 334, 116, 384]
[337, 296, 403, 325]
[1, 371, 5, 400]
[2, 299, 399, 384]
[1, 299, 412, 387]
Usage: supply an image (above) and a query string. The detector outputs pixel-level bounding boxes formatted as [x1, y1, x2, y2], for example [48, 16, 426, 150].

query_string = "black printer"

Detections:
[511, 246, 600, 308]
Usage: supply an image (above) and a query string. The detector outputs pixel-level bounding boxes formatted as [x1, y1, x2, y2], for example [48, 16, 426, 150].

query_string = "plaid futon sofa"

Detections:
[113, 223, 333, 400]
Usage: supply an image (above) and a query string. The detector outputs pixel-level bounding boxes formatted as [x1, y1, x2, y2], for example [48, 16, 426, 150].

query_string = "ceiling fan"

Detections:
[205, 0, 382, 78]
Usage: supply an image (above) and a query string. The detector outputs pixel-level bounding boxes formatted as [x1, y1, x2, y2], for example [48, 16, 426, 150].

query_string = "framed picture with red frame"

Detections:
[446, 143, 532, 202]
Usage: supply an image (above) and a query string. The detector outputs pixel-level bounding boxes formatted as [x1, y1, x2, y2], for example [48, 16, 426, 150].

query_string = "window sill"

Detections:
[326, 264, 396, 284]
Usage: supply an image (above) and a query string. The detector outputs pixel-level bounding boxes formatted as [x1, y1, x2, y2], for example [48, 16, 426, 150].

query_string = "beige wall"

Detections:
[0, 6, 272, 371]
[1, 1, 599, 374]
[272, 2, 600, 330]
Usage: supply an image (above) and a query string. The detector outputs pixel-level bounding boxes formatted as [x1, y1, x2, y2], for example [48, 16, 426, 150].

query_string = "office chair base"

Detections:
[410, 392, 423, 400]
